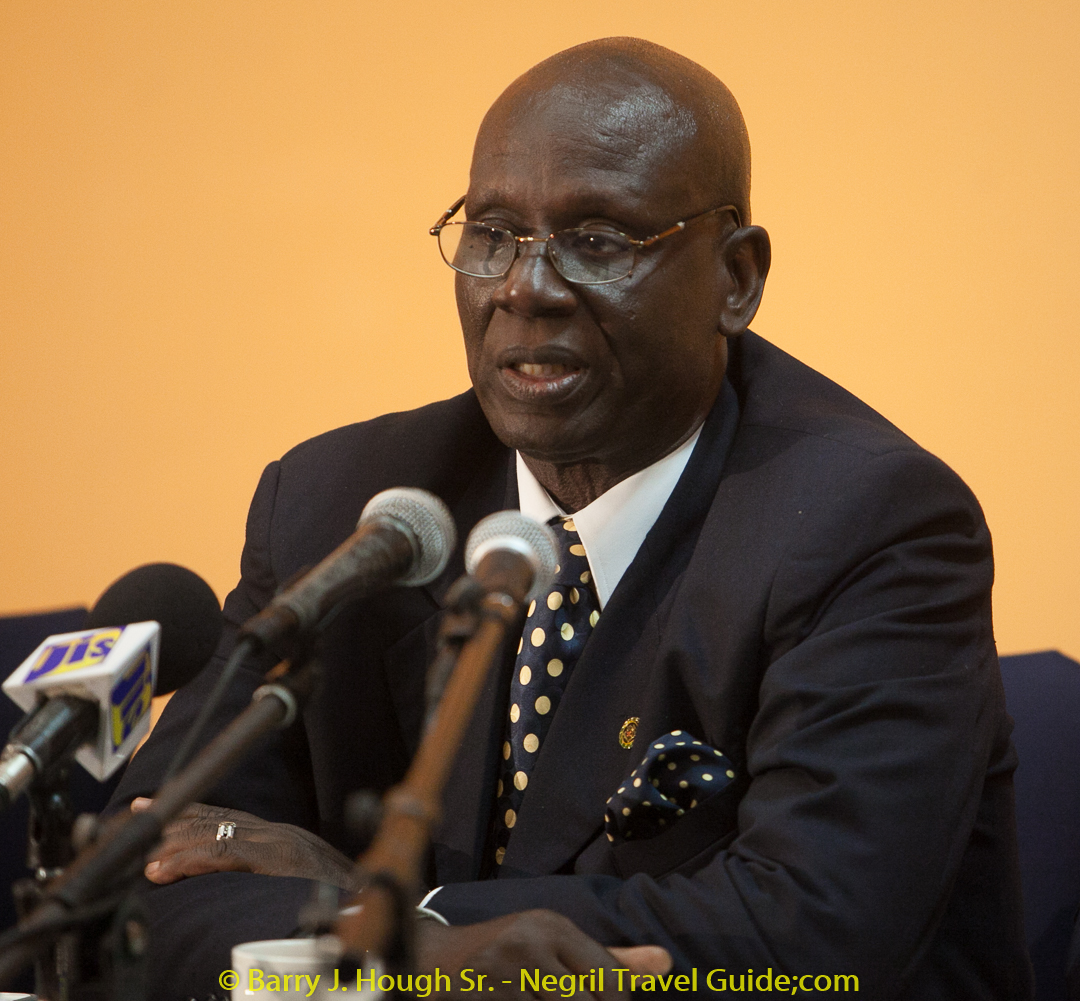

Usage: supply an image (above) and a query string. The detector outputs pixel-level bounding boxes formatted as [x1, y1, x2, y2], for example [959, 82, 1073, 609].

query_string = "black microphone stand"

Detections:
[25, 760, 78, 878]
[0, 648, 323, 1000]
[10, 758, 79, 1000]
[4, 739, 151, 1001]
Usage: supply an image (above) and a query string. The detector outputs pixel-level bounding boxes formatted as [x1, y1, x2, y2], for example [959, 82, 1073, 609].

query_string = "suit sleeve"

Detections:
[105, 461, 321, 1001]
[429, 448, 1018, 995]
[109, 459, 315, 823]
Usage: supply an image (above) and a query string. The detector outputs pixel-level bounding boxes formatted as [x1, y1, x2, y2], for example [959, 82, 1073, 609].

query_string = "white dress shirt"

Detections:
[515, 427, 703, 609]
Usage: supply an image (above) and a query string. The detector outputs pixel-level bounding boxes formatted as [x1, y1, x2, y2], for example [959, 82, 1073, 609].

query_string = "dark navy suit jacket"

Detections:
[111, 332, 1033, 999]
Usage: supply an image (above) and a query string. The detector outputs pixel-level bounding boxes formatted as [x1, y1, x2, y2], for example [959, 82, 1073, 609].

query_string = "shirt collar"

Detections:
[515, 427, 702, 609]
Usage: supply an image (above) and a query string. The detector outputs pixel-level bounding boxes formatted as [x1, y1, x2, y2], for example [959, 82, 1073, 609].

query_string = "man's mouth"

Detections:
[498, 358, 586, 401]
[512, 362, 578, 379]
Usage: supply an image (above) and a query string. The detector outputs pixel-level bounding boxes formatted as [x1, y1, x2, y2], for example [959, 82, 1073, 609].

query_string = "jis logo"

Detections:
[110, 648, 153, 750]
[25, 628, 123, 683]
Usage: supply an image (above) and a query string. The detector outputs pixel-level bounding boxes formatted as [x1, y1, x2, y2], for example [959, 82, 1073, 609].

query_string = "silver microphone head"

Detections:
[464, 511, 558, 601]
[359, 488, 457, 586]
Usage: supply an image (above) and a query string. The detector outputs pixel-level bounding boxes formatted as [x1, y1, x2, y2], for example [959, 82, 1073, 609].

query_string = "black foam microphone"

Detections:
[86, 562, 223, 695]
[240, 487, 456, 653]
[0, 564, 223, 811]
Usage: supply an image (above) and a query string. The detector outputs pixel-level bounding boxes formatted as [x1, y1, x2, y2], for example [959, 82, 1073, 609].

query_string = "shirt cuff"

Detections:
[416, 886, 449, 925]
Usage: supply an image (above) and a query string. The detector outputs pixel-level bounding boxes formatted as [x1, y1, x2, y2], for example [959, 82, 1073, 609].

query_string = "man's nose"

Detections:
[490, 240, 577, 317]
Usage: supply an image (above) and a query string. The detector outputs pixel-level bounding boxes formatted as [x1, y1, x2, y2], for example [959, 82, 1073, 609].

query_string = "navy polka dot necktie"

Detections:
[490, 516, 600, 868]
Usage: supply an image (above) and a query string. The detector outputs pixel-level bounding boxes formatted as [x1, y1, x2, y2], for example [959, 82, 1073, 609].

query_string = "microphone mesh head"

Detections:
[359, 488, 457, 586]
[464, 511, 558, 600]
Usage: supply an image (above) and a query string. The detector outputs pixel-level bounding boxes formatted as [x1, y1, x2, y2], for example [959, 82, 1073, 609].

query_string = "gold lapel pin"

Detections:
[619, 717, 640, 750]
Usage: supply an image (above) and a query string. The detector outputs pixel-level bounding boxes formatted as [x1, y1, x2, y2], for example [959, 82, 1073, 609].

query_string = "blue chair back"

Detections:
[1000, 650, 1080, 1001]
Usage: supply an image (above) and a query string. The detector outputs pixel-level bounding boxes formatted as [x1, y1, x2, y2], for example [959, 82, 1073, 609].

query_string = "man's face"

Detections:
[456, 81, 735, 478]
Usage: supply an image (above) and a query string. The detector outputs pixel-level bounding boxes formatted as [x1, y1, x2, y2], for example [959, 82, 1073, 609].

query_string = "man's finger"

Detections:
[132, 797, 221, 816]
[146, 811, 251, 868]
[131, 798, 245, 823]
[607, 945, 672, 975]
[178, 801, 225, 819]
[144, 839, 259, 883]
[520, 912, 641, 1000]
[157, 813, 243, 849]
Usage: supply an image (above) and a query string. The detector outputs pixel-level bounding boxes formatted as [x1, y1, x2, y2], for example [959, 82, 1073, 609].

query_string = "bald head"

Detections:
[476, 37, 752, 225]
[455, 38, 770, 510]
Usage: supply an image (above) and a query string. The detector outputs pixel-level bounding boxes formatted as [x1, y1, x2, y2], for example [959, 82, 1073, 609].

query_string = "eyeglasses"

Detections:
[429, 195, 741, 286]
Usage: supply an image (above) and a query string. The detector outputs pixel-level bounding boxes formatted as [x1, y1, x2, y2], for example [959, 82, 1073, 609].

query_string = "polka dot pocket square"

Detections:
[605, 730, 736, 843]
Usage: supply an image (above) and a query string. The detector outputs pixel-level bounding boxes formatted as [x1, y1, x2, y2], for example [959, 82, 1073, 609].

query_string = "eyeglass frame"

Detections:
[428, 195, 743, 285]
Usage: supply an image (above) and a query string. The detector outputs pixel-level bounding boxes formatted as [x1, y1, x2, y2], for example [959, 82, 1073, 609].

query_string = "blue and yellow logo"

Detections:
[25, 628, 123, 683]
[110, 648, 153, 750]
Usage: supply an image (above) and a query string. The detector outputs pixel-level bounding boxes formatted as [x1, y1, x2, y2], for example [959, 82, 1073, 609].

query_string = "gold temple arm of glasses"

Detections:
[637, 204, 741, 247]
[637, 222, 685, 248]
[429, 195, 467, 236]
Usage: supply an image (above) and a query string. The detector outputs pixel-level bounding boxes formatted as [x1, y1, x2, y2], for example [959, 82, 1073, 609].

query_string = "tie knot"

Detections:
[551, 516, 592, 590]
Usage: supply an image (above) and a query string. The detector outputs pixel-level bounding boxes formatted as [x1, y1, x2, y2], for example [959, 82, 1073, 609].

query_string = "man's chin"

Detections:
[474, 380, 596, 456]
[482, 410, 600, 468]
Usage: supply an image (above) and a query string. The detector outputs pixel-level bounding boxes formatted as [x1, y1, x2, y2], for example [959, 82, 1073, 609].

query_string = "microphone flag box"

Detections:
[2, 622, 160, 780]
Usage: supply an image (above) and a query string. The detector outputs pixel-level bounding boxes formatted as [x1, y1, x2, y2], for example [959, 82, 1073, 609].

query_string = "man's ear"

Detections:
[718, 225, 771, 337]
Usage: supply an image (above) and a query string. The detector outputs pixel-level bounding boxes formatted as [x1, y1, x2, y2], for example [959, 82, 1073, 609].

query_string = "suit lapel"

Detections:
[501, 380, 741, 876]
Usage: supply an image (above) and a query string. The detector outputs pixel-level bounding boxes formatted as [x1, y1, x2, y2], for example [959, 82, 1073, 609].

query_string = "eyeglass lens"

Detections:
[437, 223, 636, 284]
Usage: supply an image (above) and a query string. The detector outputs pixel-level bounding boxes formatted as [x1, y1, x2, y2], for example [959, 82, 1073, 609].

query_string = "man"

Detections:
[112, 38, 1032, 999]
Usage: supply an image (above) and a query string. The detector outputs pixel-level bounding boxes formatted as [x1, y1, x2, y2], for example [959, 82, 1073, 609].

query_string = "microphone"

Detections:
[464, 510, 558, 605]
[240, 487, 456, 652]
[0, 564, 223, 812]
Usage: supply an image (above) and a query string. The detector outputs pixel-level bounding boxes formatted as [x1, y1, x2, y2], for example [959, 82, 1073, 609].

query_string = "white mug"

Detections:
[230, 937, 380, 1000]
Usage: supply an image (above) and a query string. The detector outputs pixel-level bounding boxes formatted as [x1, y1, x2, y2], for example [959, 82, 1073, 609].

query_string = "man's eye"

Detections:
[566, 231, 627, 258]
[476, 225, 508, 245]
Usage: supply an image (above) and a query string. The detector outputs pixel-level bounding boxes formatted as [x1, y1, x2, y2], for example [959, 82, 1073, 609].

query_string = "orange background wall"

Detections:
[1, 2, 1077, 659]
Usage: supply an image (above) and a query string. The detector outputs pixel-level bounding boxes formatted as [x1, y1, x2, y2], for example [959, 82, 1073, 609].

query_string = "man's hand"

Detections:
[131, 799, 358, 890]
[415, 909, 672, 999]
